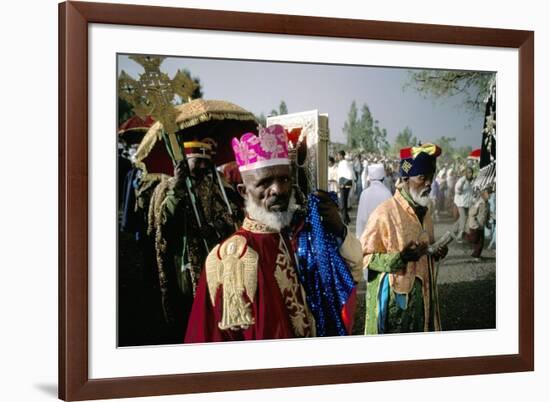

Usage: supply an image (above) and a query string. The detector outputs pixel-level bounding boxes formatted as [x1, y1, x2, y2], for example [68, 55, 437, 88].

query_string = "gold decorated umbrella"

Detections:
[171, 99, 258, 165]
[175, 99, 256, 130]
[134, 100, 258, 175]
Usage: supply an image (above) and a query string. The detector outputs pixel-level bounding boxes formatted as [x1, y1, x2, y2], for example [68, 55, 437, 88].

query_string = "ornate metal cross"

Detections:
[118, 55, 198, 160]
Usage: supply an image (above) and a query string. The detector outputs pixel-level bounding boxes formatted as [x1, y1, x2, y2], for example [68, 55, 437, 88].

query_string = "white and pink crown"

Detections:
[231, 125, 290, 172]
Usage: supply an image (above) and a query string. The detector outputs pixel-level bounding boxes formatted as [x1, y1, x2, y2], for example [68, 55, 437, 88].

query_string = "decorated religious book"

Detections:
[267, 110, 329, 194]
[428, 230, 456, 255]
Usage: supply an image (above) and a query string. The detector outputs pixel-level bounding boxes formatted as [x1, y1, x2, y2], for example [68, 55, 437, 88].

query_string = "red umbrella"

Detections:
[118, 115, 155, 145]
[134, 122, 174, 176]
[468, 148, 481, 160]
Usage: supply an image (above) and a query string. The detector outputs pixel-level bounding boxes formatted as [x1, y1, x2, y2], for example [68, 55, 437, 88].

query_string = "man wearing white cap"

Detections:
[355, 163, 393, 238]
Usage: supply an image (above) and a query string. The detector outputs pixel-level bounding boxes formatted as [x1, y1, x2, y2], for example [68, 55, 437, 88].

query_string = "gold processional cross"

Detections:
[118, 55, 198, 161]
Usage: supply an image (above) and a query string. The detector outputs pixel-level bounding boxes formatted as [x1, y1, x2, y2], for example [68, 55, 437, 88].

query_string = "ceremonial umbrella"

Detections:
[468, 148, 481, 161]
[133, 121, 174, 176]
[134, 99, 258, 176]
[172, 99, 258, 165]
[117, 115, 155, 145]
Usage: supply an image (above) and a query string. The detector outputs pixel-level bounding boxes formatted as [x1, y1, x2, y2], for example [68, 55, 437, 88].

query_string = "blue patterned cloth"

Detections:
[296, 192, 356, 336]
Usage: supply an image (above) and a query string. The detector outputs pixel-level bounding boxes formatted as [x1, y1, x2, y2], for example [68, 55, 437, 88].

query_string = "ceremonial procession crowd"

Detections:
[331, 150, 496, 259]
[119, 118, 496, 345]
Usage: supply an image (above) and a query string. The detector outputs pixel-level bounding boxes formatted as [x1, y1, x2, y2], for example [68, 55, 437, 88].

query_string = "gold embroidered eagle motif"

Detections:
[205, 234, 258, 331]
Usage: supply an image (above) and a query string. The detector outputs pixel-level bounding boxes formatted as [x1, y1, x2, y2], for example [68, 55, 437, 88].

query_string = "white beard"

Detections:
[409, 186, 431, 207]
[245, 191, 298, 232]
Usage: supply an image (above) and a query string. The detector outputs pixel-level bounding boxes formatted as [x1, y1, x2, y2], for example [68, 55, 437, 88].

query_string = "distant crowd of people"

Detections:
[329, 149, 496, 262]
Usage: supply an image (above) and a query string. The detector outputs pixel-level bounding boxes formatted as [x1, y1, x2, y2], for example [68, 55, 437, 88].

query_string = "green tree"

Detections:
[434, 136, 457, 157]
[454, 145, 473, 160]
[181, 68, 204, 100]
[405, 70, 495, 113]
[343, 101, 360, 148]
[344, 101, 392, 154]
[432, 136, 473, 162]
[358, 104, 375, 152]
[373, 121, 390, 153]
[265, 100, 289, 118]
[392, 127, 418, 156]
[118, 97, 134, 126]
[279, 101, 288, 115]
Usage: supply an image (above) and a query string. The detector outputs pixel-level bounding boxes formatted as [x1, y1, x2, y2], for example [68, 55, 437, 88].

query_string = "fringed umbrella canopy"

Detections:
[174, 99, 256, 129]
[134, 121, 174, 176]
[173, 99, 258, 165]
[134, 100, 258, 175]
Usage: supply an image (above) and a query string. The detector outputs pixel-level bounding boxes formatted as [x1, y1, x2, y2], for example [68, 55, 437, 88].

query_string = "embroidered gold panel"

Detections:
[273, 236, 312, 337]
[205, 235, 258, 331]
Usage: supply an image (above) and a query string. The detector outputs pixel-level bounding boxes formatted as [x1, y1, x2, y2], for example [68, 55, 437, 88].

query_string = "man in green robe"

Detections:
[360, 144, 448, 334]
[149, 141, 242, 343]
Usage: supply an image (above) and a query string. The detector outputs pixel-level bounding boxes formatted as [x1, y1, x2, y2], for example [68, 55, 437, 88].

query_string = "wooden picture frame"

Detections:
[59, 1, 534, 400]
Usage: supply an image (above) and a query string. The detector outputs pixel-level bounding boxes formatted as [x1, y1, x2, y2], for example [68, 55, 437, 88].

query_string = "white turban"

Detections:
[368, 163, 385, 181]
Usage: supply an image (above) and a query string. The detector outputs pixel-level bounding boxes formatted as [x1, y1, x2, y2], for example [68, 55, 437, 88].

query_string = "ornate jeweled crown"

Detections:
[231, 124, 290, 172]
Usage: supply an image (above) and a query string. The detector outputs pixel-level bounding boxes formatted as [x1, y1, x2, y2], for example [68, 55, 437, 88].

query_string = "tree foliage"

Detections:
[279, 101, 288, 115]
[343, 101, 360, 148]
[175, 68, 204, 100]
[343, 101, 389, 153]
[266, 100, 289, 118]
[391, 126, 418, 156]
[373, 120, 390, 154]
[405, 70, 495, 113]
[432, 136, 472, 162]
[358, 104, 374, 150]
[118, 97, 134, 126]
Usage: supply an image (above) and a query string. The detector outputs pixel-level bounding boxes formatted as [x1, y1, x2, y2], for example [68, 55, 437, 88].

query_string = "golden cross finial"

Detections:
[118, 55, 199, 160]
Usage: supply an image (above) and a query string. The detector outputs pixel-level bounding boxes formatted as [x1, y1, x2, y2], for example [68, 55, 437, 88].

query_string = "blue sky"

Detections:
[118, 54, 488, 150]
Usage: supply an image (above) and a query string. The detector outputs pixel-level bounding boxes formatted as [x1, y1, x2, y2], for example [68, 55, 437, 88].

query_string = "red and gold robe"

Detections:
[185, 217, 363, 342]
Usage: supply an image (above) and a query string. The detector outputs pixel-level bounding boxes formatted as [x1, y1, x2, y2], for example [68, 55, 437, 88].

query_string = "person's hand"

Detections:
[173, 160, 188, 190]
[400, 240, 429, 263]
[432, 244, 448, 261]
[314, 190, 345, 237]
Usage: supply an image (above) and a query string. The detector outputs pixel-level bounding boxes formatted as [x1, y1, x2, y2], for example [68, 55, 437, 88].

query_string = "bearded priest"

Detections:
[184, 125, 364, 342]
[360, 144, 448, 335]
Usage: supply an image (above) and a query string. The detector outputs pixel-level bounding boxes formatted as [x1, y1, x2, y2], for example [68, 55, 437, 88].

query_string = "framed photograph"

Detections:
[59, 1, 534, 400]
